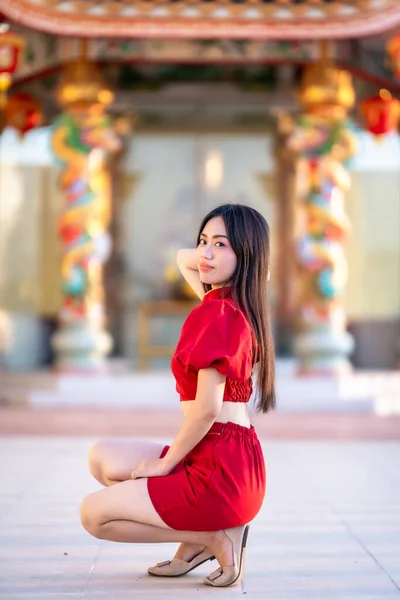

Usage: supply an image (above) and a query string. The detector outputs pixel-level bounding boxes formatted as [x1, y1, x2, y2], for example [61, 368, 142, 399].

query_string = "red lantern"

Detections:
[4, 93, 43, 136]
[360, 89, 400, 138]
[386, 34, 400, 78]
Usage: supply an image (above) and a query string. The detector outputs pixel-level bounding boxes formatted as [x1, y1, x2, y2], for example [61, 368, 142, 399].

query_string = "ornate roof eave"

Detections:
[2, 0, 400, 40]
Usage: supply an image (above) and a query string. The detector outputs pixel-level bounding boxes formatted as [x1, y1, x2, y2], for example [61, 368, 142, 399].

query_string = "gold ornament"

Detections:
[298, 63, 355, 121]
[56, 60, 114, 110]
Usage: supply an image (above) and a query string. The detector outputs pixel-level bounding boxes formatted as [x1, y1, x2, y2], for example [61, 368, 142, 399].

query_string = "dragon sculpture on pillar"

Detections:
[278, 60, 357, 374]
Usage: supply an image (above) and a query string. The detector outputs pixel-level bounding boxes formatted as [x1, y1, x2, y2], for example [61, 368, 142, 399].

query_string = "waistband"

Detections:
[207, 421, 257, 441]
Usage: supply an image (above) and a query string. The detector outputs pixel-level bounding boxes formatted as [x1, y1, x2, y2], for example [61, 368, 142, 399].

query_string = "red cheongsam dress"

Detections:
[147, 286, 266, 531]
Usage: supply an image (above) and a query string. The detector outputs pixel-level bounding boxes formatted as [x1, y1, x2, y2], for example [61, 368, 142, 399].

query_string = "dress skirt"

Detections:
[147, 421, 266, 531]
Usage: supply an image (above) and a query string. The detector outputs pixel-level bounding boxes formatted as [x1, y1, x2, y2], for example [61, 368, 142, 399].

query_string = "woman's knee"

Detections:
[88, 440, 133, 486]
[88, 441, 108, 485]
[80, 493, 103, 539]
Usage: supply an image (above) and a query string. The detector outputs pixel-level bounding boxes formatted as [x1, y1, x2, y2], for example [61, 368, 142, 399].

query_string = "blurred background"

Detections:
[0, 2, 399, 421]
[1, 9, 400, 597]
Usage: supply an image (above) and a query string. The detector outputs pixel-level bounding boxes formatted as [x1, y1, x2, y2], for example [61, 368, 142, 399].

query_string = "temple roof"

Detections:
[2, 0, 400, 39]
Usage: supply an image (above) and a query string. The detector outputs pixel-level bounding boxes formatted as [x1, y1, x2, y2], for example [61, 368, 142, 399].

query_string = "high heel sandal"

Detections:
[148, 548, 215, 577]
[203, 524, 250, 587]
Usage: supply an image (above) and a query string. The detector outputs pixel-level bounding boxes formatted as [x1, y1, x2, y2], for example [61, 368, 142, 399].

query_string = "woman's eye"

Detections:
[198, 239, 225, 247]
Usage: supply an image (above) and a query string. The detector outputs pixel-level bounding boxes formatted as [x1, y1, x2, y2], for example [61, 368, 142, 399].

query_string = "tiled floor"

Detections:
[0, 436, 399, 599]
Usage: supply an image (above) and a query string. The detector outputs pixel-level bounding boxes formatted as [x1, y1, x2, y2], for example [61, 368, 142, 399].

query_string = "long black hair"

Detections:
[197, 203, 276, 413]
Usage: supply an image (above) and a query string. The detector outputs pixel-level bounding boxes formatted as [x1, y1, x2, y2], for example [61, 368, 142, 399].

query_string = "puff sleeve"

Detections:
[175, 300, 254, 381]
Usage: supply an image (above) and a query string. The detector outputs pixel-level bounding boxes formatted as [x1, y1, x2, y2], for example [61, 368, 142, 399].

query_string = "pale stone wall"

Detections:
[0, 129, 62, 368]
[345, 131, 400, 321]
[119, 133, 277, 362]
[344, 170, 400, 320]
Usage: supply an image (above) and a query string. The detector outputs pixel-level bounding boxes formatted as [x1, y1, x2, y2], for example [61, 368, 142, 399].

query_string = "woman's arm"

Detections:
[162, 368, 225, 469]
[131, 368, 224, 479]
[177, 248, 204, 300]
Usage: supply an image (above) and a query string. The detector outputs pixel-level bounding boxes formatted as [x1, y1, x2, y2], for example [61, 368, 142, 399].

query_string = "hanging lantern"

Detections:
[386, 34, 400, 78]
[0, 23, 25, 108]
[4, 93, 43, 136]
[360, 89, 400, 138]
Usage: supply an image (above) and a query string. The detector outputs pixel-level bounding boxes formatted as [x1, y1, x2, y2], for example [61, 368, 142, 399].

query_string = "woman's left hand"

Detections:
[131, 458, 172, 479]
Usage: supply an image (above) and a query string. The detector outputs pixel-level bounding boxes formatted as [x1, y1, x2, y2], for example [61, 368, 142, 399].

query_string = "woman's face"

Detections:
[197, 216, 237, 288]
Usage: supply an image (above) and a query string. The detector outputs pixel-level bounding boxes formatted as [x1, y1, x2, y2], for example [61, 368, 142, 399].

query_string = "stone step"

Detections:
[1, 366, 400, 414]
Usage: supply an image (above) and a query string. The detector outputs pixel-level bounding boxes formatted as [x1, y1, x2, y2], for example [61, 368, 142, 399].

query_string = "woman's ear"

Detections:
[267, 270, 271, 281]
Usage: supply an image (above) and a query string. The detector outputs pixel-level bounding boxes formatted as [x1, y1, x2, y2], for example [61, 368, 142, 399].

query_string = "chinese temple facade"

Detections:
[0, 0, 399, 374]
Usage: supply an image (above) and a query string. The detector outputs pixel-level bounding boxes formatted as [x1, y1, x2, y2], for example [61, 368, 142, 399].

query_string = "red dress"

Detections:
[147, 286, 266, 531]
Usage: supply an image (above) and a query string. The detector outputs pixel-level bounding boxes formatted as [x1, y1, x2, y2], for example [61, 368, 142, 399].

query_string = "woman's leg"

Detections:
[88, 438, 166, 486]
[86, 440, 207, 561]
[80, 477, 234, 566]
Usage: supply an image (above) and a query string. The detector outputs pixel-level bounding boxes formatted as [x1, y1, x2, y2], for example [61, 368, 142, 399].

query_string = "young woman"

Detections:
[80, 203, 276, 588]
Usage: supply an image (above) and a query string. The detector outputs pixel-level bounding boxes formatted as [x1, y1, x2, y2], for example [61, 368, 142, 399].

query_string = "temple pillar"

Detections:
[274, 144, 298, 356]
[278, 55, 357, 375]
[51, 56, 122, 371]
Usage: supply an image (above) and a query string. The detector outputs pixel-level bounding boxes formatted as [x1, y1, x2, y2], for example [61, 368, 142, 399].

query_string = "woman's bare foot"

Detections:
[174, 542, 207, 562]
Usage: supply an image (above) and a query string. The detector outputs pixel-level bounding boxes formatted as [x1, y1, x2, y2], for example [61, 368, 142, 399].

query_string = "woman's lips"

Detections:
[199, 264, 214, 272]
